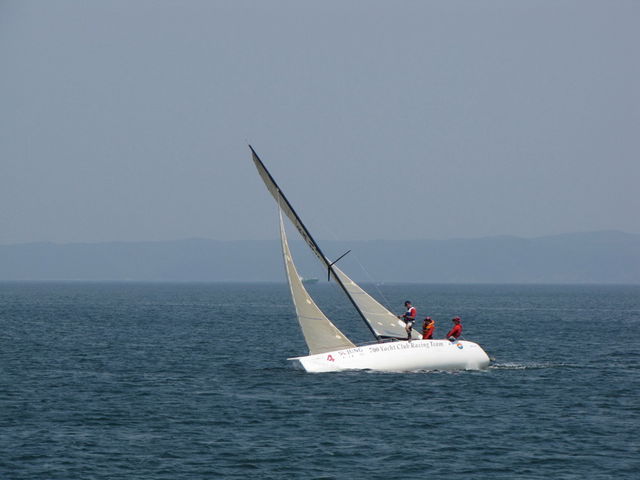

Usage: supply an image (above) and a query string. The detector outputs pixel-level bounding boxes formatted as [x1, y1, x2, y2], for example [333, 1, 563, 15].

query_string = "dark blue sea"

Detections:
[1, 282, 638, 479]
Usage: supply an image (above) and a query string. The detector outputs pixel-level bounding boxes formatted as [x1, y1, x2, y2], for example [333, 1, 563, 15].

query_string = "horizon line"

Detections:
[0, 229, 637, 247]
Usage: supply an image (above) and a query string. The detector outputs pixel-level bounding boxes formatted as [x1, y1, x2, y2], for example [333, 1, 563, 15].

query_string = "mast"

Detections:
[249, 145, 380, 341]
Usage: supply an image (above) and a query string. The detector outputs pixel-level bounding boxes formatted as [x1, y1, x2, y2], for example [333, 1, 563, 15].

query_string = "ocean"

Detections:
[1, 282, 638, 479]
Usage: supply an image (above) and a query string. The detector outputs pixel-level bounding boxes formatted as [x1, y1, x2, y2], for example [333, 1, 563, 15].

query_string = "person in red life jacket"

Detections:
[398, 300, 417, 341]
[422, 317, 435, 339]
[446, 316, 463, 341]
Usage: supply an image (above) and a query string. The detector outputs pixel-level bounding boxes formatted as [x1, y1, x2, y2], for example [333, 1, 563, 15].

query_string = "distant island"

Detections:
[0, 230, 638, 284]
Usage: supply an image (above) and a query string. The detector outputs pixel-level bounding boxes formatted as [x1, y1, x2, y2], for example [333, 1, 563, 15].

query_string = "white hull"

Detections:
[289, 339, 490, 373]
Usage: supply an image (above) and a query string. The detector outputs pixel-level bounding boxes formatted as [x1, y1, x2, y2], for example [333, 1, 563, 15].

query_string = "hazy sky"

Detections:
[1, 0, 638, 244]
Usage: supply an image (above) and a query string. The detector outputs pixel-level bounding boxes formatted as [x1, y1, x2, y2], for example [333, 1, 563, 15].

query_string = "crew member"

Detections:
[422, 317, 435, 339]
[447, 316, 462, 341]
[398, 300, 417, 341]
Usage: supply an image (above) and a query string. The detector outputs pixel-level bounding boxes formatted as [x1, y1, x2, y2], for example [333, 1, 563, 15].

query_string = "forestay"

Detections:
[279, 211, 356, 354]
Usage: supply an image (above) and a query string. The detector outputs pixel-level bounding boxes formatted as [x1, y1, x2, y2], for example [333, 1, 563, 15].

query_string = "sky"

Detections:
[1, 0, 638, 245]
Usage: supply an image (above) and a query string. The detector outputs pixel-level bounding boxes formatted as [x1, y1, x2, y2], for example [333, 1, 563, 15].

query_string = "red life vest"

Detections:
[404, 306, 416, 322]
[447, 323, 462, 338]
[422, 323, 434, 339]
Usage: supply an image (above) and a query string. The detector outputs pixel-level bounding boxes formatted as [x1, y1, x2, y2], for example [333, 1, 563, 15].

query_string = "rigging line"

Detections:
[352, 252, 394, 310]
[321, 223, 395, 312]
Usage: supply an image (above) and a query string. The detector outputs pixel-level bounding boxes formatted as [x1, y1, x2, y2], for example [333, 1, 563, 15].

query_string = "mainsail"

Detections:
[250, 145, 328, 267]
[251, 145, 418, 341]
[279, 211, 356, 354]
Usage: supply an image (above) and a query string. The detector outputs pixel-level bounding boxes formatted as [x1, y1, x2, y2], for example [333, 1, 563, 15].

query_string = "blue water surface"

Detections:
[1, 282, 638, 479]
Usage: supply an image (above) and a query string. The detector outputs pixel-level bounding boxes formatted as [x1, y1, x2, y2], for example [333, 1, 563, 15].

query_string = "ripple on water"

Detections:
[0, 283, 639, 480]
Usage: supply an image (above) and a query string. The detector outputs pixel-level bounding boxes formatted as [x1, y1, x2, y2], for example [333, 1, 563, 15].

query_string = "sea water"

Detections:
[0, 282, 638, 479]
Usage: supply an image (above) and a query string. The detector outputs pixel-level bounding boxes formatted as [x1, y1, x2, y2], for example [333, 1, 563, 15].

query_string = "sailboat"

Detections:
[250, 146, 490, 372]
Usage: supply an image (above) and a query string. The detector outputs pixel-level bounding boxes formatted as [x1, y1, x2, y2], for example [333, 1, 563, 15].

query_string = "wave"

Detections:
[490, 361, 581, 370]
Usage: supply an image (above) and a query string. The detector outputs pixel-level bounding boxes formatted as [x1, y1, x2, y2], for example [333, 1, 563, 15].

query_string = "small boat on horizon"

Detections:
[249, 145, 490, 373]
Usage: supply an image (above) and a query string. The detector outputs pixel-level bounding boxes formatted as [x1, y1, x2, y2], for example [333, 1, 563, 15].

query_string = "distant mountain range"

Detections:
[0, 231, 638, 283]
